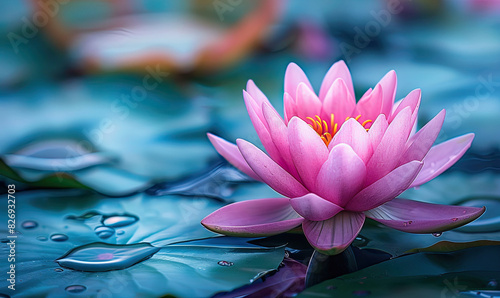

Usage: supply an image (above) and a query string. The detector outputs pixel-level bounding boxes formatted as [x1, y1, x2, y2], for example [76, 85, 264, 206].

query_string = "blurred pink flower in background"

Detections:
[202, 61, 485, 255]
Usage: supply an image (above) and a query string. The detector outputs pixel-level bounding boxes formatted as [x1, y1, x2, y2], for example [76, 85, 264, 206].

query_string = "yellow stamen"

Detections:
[306, 113, 372, 146]
[362, 119, 373, 126]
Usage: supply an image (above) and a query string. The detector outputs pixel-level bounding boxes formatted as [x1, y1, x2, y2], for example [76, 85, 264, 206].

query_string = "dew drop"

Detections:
[217, 260, 234, 267]
[65, 285, 86, 293]
[57, 242, 160, 272]
[117, 230, 125, 235]
[451, 217, 458, 222]
[51, 234, 69, 242]
[353, 235, 369, 247]
[94, 226, 115, 239]
[432, 232, 442, 237]
[102, 214, 138, 228]
[21, 220, 38, 229]
[36, 236, 48, 242]
[352, 290, 371, 296]
[54, 268, 63, 272]
[487, 279, 498, 288]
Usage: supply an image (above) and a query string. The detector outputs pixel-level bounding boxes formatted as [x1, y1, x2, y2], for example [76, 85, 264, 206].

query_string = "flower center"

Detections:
[306, 114, 372, 146]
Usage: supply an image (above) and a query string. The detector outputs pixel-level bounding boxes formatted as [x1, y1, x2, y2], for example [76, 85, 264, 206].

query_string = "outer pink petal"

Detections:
[365, 198, 486, 233]
[284, 92, 298, 124]
[262, 102, 301, 181]
[368, 114, 388, 152]
[285, 63, 313, 101]
[290, 193, 343, 221]
[207, 133, 261, 181]
[302, 211, 365, 255]
[379, 70, 397, 117]
[410, 133, 474, 187]
[345, 160, 423, 212]
[389, 89, 421, 122]
[295, 82, 322, 119]
[365, 107, 413, 185]
[237, 138, 308, 198]
[355, 83, 383, 124]
[243, 90, 286, 168]
[399, 109, 445, 165]
[322, 78, 356, 123]
[319, 60, 354, 100]
[328, 118, 373, 164]
[316, 143, 366, 207]
[246, 80, 272, 110]
[201, 198, 304, 237]
[288, 117, 329, 191]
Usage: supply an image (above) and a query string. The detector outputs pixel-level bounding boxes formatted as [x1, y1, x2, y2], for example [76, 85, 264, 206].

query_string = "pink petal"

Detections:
[345, 160, 423, 212]
[410, 133, 474, 187]
[207, 133, 261, 181]
[316, 143, 366, 207]
[296, 82, 322, 119]
[202, 198, 304, 237]
[246, 80, 272, 109]
[389, 89, 421, 123]
[288, 117, 329, 191]
[237, 138, 308, 198]
[243, 90, 286, 168]
[285, 63, 313, 101]
[290, 193, 343, 221]
[365, 198, 486, 233]
[355, 83, 384, 124]
[322, 78, 356, 123]
[399, 109, 445, 165]
[378, 70, 397, 117]
[319, 60, 354, 100]
[328, 119, 373, 164]
[284, 92, 298, 124]
[368, 114, 388, 152]
[243, 89, 266, 125]
[365, 107, 413, 185]
[302, 211, 365, 255]
[262, 102, 301, 181]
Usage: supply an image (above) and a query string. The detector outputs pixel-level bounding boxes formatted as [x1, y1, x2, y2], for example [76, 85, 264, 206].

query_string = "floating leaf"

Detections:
[147, 162, 255, 201]
[299, 245, 500, 297]
[0, 190, 286, 297]
[404, 240, 500, 254]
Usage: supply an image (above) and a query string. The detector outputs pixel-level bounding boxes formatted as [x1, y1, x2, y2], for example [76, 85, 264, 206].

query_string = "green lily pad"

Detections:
[0, 190, 286, 297]
[299, 245, 500, 298]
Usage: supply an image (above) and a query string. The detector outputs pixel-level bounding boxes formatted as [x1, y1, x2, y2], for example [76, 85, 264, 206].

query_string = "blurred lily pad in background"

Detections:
[0, 0, 500, 297]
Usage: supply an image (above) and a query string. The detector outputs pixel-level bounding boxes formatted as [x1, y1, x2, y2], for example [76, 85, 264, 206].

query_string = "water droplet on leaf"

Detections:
[36, 236, 48, 241]
[94, 226, 115, 239]
[217, 260, 234, 267]
[56, 242, 160, 272]
[432, 232, 442, 237]
[54, 268, 63, 272]
[22, 220, 38, 229]
[65, 285, 86, 293]
[487, 280, 498, 288]
[102, 214, 138, 228]
[353, 235, 369, 247]
[51, 234, 69, 242]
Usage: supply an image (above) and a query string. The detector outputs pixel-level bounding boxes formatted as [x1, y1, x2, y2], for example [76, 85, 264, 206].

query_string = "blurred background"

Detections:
[1, 0, 500, 296]
[1, 0, 499, 194]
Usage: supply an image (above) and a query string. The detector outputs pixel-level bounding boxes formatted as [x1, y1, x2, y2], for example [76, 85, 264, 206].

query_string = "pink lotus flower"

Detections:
[202, 61, 485, 255]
